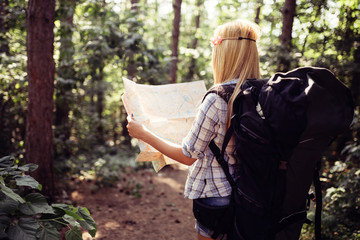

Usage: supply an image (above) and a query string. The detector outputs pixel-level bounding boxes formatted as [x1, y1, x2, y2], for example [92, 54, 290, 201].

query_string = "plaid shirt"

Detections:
[182, 79, 237, 199]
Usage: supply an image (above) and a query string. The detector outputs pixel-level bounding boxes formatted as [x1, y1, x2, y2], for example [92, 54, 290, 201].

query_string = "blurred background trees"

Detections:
[0, 0, 359, 238]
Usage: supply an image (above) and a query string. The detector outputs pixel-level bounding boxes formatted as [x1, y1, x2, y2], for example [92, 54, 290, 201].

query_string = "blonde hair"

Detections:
[211, 19, 261, 128]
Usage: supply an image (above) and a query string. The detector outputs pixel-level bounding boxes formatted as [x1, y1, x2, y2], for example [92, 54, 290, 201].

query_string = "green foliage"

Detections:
[302, 109, 360, 239]
[0, 155, 97, 240]
[320, 162, 360, 239]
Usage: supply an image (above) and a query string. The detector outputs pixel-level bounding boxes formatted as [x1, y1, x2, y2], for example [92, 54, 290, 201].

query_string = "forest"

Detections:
[0, 0, 359, 239]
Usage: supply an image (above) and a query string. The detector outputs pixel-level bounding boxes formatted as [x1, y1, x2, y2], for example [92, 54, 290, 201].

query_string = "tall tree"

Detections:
[0, 0, 10, 156]
[25, 0, 56, 196]
[170, 0, 182, 83]
[186, 0, 203, 81]
[336, 1, 360, 105]
[278, 0, 296, 72]
[254, 0, 263, 24]
[126, 0, 139, 80]
[0, 0, 9, 56]
[55, 0, 76, 157]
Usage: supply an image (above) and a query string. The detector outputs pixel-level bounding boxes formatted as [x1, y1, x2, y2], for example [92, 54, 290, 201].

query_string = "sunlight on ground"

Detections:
[81, 220, 120, 239]
[155, 175, 183, 191]
[71, 190, 84, 201]
[104, 220, 121, 229]
[82, 231, 102, 240]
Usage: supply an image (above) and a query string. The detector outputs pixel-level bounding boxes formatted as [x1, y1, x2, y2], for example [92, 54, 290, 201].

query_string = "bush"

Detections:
[0, 155, 96, 240]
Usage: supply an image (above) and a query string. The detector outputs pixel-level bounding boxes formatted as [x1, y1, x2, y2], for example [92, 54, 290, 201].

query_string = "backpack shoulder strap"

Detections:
[209, 127, 236, 188]
[207, 79, 268, 187]
[203, 83, 236, 103]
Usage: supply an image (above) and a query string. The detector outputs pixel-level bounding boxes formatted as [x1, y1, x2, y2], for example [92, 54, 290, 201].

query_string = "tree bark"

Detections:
[254, 0, 263, 24]
[279, 0, 296, 72]
[352, 45, 360, 105]
[96, 66, 105, 144]
[126, 0, 139, 80]
[0, 0, 9, 56]
[170, 0, 182, 83]
[55, 0, 76, 157]
[0, 0, 10, 155]
[26, 0, 56, 197]
[131, 0, 139, 10]
[186, 0, 203, 81]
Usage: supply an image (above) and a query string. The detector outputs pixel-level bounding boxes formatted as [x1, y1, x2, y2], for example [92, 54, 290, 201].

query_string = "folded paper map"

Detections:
[121, 78, 207, 172]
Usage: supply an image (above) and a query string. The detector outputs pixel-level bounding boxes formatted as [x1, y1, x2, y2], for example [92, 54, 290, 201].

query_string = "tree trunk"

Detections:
[301, 1, 324, 56]
[131, 0, 139, 10]
[352, 45, 360, 105]
[254, 0, 263, 24]
[96, 66, 105, 144]
[55, 0, 76, 157]
[278, 0, 296, 72]
[126, 0, 139, 80]
[170, 0, 182, 83]
[186, 0, 203, 81]
[0, 0, 10, 156]
[26, 0, 56, 197]
[0, 0, 9, 56]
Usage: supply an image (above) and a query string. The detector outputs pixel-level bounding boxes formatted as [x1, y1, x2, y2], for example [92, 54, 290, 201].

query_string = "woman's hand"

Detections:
[126, 115, 147, 140]
[126, 114, 197, 166]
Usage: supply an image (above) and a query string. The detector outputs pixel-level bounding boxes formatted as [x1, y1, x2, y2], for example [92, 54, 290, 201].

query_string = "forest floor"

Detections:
[68, 163, 196, 240]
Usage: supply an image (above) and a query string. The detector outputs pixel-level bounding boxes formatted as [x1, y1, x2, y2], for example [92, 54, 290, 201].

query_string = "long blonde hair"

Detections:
[211, 19, 261, 128]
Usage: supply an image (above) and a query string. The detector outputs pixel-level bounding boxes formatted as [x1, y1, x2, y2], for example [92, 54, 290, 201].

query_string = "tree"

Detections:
[170, 0, 182, 83]
[334, 1, 360, 105]
[126, 0, 140, 80]
[254, 0, 263, 24]
[0, 0, 10, 156]
[0, 0, 9, 56]
[278, 0, 296, 72]
[55, 0, 76, 157]
[186, 0, 203, 81]
[25, 0, 56, 197]
[78, 1, 111, 145]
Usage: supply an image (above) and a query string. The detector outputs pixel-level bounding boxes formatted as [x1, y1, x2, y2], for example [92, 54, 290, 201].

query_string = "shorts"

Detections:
[194, 196, 231, 239]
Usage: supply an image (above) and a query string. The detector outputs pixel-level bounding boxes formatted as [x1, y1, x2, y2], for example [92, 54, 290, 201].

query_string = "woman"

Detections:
[127, 19, 261, 240]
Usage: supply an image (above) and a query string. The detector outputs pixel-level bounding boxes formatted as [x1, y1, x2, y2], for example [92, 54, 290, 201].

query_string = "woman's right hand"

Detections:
[126, 115, 147, 140]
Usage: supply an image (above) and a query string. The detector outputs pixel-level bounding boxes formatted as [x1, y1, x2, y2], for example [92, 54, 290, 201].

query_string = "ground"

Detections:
[70, 163, 196, 240]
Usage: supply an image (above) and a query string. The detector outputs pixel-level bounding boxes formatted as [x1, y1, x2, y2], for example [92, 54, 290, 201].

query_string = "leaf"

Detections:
[7, 218, 39, 240]
[36, 223, 60, 240]
[0, 195, 19, 214]
[0, 156, 14, 168]
[77, 207, 97, 237]
[14, 175, 41, 190]
[0, 214, 11, 227]
[52, 205, 84, 221]
[65, 226, 83, 240]
[0, 183, 25, 203]
[19, 193, 55, 215]
[0, 229, 8, 239]
[18, 164, 38, 172]
[63, 214, 80, 227]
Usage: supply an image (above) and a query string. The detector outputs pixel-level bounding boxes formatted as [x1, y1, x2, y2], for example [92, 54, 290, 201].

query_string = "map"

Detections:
[122, 78, 207, 172]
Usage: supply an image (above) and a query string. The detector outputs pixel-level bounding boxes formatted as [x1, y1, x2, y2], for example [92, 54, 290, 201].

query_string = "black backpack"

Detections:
[198, 67, 354, 240]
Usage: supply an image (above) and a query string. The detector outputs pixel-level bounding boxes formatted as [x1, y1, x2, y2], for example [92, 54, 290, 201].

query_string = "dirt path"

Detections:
[70, 164, 196, 240]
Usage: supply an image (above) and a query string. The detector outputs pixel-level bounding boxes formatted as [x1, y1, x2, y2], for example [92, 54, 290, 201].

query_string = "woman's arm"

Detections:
[126, 117, 197, 166]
